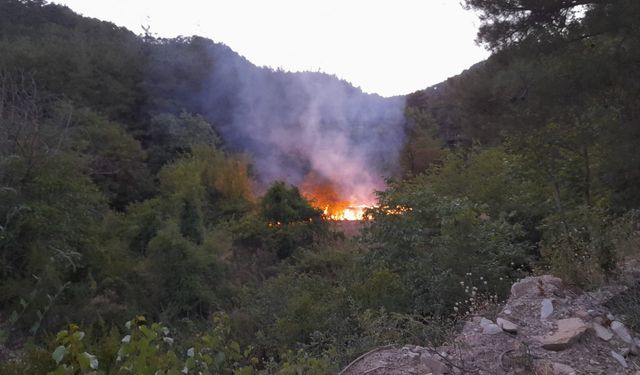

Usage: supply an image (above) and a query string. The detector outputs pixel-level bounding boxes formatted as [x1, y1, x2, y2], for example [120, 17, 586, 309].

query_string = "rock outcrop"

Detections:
[341, 275, 640, 374]
[539, 317, 589, 351]
[496, 317, 518, 334]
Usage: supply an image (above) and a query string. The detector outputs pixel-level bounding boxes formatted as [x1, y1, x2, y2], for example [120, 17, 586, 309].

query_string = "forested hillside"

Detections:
[1, 0, 640, 374]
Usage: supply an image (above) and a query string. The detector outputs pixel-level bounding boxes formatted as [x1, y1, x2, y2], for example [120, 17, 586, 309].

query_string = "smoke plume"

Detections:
[199, 43, 407, 203]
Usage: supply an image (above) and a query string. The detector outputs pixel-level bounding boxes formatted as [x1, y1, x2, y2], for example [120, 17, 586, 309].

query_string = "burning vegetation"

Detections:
[300, 174, 374, 221]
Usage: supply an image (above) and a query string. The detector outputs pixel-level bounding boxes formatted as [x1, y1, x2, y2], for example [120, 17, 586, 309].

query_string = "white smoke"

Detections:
[200, 43, 407, 202]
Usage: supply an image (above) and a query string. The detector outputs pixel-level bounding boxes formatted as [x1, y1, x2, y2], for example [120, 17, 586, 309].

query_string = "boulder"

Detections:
[611, 350, 628, 368]
[496, 317, 518, 333]
[480, 317, 502, 335]
[419, 353, 447, 375]
[550, 362, 577, 375]
[632, 338, 640, 357]
[536, 361, 577, 375]
[611, 321, 633, 344]
[540, 318, 589, 351]
[511, 275, 563, 299]
[592, 322, 614, 341]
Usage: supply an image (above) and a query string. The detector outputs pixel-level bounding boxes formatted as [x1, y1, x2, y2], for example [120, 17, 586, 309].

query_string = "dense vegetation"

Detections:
[1, 0, 639, 373]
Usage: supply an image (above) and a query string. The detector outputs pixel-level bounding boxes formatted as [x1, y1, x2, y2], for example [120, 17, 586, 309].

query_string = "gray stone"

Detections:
[611, 351, 628, 368]
[541, 318, 589, 351]
[480, 318, 502, 335]
[633, 339, 640, 356]
[419, 353, 447, 375]
[592, 322, 614, 341]
[551, 362, 577, 375]
[541, 298, 554, 320]
[496, 317, 518, 333]
[611, 321, 633, 344]
[536, 360, 577, 375]
[575, 309, 590, 320]
[404, 350, 420, 360]
[511, 275, 563, 299]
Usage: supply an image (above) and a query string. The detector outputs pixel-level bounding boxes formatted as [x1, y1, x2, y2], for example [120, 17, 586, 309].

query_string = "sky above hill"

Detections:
[53, 0, 489, 97]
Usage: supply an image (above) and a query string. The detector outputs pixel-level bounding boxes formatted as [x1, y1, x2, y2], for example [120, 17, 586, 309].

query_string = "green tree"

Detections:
[463, 0, 606, 50]
[147, 113, 220, 171]
[260, 182, 321, 224]
[70, 108, 153, 210]
[142, 222, 226, 321]
[0, 74, 106, 333]
[363, 179, 529, 316]
[400, 109, 444, 177]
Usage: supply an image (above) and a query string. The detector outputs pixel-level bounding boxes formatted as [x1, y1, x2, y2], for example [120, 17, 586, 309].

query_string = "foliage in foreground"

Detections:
[3, 0, 640, 373]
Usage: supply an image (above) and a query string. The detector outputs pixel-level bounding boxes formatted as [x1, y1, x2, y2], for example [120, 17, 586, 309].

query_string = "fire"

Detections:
[322, 204, 371, 221]
[300, 173, 373, 221]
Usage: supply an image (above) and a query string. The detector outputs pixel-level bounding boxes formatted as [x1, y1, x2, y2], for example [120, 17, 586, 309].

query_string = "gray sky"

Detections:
[52, 0, 489, 97]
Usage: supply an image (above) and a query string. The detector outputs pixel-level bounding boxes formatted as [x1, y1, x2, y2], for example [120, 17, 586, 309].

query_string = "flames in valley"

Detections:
[299, 174, 411, 221]
[323, 204, 371, 221]
[300, 174, 374, 221]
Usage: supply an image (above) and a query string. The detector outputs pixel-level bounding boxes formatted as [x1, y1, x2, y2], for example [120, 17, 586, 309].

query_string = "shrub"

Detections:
[539, 205, 616, 287]
[49, 324, 100, 375]
[362, 179, 529, 317]
[233, 181, 327, 260]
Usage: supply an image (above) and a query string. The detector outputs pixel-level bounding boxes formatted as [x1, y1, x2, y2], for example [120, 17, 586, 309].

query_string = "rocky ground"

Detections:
[341, 275, 640, 374]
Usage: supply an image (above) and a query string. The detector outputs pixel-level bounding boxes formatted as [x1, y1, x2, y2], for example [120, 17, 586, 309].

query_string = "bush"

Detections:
[48, 324, 100, 375]
[37, 315, 261, 375]
[539, 205, 616, 287]
[362, 178, 529, 317]
[142, 222, 228, 320]
[233, 182, 327, 260]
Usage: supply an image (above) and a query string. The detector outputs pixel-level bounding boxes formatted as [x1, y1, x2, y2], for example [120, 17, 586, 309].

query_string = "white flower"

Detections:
[187, 347, 195, 357]
[121, 335, 131, 343]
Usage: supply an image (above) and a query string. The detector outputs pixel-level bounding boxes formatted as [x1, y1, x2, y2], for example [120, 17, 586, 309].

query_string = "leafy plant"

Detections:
[113, 316, 180, 375]
[48, 324, 100, 375]
[184, 313, 258, 375]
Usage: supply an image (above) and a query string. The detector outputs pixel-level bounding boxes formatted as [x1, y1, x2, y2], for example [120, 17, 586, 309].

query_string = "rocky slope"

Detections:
[341, 275, 640, 374]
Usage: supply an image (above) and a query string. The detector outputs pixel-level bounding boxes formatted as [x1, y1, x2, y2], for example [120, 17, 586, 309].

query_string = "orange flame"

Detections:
[322, 204, 371, 221]
[300, 173, 373, 221]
